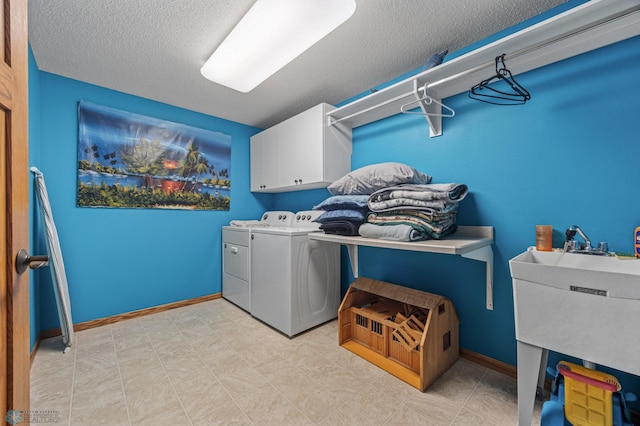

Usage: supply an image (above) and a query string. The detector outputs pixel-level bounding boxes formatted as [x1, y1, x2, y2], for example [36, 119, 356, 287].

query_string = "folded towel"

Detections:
[313, 195, 370, 211]
[319, 220, 362, 236]
[314, 209, 367, 223]
[366, 212, 456, 239]
[368, 183, 467, 213]
[229, 220, 269, 227]
[359, 223, 425, 242]
[384, 207, 457, 222]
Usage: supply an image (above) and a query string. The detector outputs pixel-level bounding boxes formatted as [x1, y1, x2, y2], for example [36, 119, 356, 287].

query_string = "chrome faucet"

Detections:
[564, 225, 611, 255]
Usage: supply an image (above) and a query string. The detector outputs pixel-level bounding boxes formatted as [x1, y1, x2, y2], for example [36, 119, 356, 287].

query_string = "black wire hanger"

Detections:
[468, 54, 531, 105]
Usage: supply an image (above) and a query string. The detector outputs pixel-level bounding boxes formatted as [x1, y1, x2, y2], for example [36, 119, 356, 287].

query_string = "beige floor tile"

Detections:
[476, 368, 518, 404]
[251, 354, 294, 381]
[32, 336, 76, 369]
[451, 407, 498, 425]
[336, 352, 389, 385]
[161, 351, 210, 383]
[70, 380, 129, 420]
[402, 393, 461, 425]
[290, 385, 348, 424]
[295, 352, 344, 381]
[75, 325, 113, 344]
[201, 348, 253, 378]
[191, 331, 233, 355]
[268, 367, 319, 401]
[408, 369, 479, 408]
[253, 401, 314, 426]
[177, 321, 219, 341]
[318, 402, 375, 426]
[30, 363, 75, 412]
[73, 351, 118, 377]
[120, 364, 169, 395]
[70, 397, 130, 426]
[29, 392, 72, 426]
[235, 385, 293, 422]
[72, 369, 124, 409]
[462, 387, 519, 425]
[316, 367, 370, 401]
[189, 400, 252, 426]
[446, 357, 488, 383]
[174, 377, 233, 415]
[151, 336, 196, 361]
[115, 341, 157, 364]
[371, 371, 418, 404]
[217, 366, 271, 399]
[112, 328, 151, 353]
[125, 383, 183, 423]
[345, 384, 402, 424]
[129, 401, 189, 426]
[385, 402, 452, 426]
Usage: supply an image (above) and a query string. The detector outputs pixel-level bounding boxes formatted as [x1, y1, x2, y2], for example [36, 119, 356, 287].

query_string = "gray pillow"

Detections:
[328, 162, 431, 195]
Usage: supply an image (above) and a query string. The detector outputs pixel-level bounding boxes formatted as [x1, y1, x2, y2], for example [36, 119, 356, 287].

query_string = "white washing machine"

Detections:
[250, 210, 340, 337]
[222, 211, 294, 312]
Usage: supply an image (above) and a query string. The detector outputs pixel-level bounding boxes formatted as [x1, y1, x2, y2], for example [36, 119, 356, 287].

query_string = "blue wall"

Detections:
[31, 71, 267, 334]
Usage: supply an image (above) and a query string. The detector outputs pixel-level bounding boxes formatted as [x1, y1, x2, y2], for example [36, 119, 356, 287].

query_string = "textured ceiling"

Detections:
[28, 0, 567, 129]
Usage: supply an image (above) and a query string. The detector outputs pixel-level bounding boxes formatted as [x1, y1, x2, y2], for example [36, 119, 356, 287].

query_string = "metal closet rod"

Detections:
[328, 6, 640, 127]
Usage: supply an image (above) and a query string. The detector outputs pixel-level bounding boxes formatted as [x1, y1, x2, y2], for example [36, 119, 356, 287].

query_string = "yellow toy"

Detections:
[557, 361, 621, 426]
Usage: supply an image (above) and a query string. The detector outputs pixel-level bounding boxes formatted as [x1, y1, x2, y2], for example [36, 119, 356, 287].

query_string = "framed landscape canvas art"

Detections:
[77, 101, 231, 210]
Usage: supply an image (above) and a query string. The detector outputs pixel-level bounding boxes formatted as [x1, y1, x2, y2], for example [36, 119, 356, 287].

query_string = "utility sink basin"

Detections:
[509, 247, 640, 376]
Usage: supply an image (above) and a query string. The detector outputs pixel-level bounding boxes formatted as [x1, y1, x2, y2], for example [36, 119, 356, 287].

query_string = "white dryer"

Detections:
[250, 210, 340, 337]
[222, 211, 294, 312]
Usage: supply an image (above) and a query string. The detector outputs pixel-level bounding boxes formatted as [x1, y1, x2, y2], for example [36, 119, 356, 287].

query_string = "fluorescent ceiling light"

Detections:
[200, 0, 356, 93]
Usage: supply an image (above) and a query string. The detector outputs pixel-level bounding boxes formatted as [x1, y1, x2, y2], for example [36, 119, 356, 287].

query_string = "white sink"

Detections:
[510, 248, 640, 299]
[509, 247, 640, 376]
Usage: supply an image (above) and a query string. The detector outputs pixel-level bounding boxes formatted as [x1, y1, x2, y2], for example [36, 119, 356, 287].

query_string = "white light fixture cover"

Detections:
[201, 0, 356, 93]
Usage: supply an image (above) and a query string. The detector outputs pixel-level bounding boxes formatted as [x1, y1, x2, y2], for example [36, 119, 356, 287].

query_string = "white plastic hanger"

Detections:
[400, 83, 455, 117]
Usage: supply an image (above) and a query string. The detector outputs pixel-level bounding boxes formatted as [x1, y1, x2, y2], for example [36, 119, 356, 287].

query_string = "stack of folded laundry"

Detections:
[314, 162, 468, 242]
[360, 182, 468, 241]
[311, 194, 370, 236]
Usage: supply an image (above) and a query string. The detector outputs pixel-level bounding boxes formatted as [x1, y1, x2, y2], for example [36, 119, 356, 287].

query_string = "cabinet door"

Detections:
[250, 132, 265, 191]
[250, 128, 281, 191]
[281, 104, 324, 187]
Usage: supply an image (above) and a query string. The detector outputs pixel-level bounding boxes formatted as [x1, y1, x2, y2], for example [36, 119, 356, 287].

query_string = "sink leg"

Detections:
[537, 348, 549, 400]
[517, 341, 545, 426]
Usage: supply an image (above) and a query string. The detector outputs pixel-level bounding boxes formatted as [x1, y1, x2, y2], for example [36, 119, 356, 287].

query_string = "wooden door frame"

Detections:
[2, 0, 31, 419]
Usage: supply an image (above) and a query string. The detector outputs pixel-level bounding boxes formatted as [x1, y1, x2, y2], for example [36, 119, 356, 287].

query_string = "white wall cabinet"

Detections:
[251, 103, 352, 193]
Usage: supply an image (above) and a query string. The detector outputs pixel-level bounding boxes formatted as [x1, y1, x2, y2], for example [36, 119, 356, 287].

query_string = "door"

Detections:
[1, 0, 31, 419]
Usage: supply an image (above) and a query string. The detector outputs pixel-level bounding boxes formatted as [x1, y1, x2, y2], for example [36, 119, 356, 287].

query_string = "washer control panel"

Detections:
[293, 210, 324, 228]
[260, 211, 294, 226]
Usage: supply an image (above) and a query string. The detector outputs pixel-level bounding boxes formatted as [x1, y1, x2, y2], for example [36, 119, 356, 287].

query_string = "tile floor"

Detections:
[31, 298, 542, 425]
